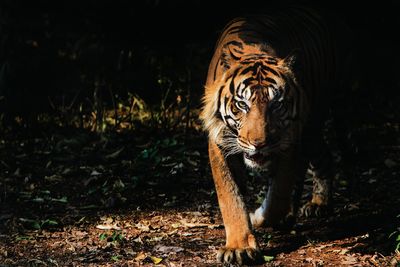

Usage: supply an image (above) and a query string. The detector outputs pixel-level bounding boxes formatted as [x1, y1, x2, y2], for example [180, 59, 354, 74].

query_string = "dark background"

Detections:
[1, 0, 400, 125]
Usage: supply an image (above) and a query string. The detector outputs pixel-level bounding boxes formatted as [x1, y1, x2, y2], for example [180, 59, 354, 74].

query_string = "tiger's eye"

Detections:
[270, 100, 284, 112]
[235, 101, 248, 111]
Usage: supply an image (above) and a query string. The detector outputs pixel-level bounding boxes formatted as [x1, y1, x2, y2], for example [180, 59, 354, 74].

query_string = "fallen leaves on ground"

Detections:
[0, 125, 399, 266]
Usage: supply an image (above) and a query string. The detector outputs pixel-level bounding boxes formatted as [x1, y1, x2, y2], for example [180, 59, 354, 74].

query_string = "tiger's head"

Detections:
[201, 43, 304, 169]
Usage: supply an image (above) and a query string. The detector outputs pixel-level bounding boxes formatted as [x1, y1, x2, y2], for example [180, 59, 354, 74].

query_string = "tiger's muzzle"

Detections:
[244, 150, 269, 168]
[239, 138, 277, 169]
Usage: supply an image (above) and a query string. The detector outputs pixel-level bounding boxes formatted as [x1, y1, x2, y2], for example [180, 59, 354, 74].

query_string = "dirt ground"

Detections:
[0, 123, 399, 266]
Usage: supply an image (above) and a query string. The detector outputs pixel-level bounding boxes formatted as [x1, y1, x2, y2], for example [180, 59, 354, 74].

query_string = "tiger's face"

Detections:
[230, 86, 287, 169]
[202, 48, 299, 169]
[219, 60, 295, 169]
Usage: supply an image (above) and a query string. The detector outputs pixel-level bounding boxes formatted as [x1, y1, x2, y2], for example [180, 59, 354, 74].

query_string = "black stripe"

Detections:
[229, 50, 241, 60]
[216, 85, 224, 119]
[265, 77, 277, 84]
[252, 84, 264, 90]
[267, 57, 278, 64]
[253, 62, 263, 70]
[263, 65, 279, 76]
[232, 48, 244, 54]
[240, 65, 258, 76]
[223, 115, 238, 135]
[226, 26, 245, 35]
[245, 54, 267, 59]
[266, 60, 278, 65]
[229, 79, 235, 94]
[229, 69, 240, 94]
[226, 40, 243, 49]
[242, 77, 256, 87]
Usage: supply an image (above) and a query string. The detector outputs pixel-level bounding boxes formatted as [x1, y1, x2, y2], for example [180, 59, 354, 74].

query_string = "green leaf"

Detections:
[111, 255, 120, 261]
[162, 138, 177, 147]
[263, 255, 274, 262]
[49, 220, 58, 226]
[255, 195, 264, 205]
[141, 149, 150, 159]
[99, 233, 107, 241]
[389, 230, 399, 239]
[19, 218, 41, 230]
[31, 197, 45, 203]
[32, 221, 41, 230]
[51, 196, 68, 203]
[110, 231, 124, 242]
[42, 219, 58, 227]
[79, 204, 99, 210]
[15, 236, 34, 241]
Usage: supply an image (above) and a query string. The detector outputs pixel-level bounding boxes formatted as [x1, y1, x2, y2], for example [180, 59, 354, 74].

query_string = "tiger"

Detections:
[200, 6, 355, 265]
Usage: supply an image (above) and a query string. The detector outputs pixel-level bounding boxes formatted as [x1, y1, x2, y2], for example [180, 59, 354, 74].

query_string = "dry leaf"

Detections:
[134, 252, 146, 262]
[150, 256, 163, 264]
[179, 219, 221, 229]
[154, 244, 184, 254]
[96, 224, 121, 230]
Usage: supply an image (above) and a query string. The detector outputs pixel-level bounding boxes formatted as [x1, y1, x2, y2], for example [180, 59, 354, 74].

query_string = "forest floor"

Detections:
[0, 122, 400, 267]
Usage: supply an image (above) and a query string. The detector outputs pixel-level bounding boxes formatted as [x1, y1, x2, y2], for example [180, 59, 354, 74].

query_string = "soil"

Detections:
[0, 123, 399, 267]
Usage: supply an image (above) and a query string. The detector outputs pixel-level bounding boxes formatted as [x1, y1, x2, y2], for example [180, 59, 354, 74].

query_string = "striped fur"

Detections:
[200, 6, 352, 265]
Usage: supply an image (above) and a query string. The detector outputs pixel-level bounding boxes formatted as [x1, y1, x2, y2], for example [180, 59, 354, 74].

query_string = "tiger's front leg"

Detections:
[250, 151, 299, 229]
[208, 141, 261, 265]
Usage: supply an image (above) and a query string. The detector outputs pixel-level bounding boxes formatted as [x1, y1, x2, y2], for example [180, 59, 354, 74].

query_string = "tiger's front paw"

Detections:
[217, 234, 262, 265]
[300, 201, 331, 217]
[217, 247, 262, 265]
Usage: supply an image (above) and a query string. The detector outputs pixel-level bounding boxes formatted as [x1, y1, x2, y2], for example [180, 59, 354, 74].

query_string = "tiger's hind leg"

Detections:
[301, 140, 334, 217]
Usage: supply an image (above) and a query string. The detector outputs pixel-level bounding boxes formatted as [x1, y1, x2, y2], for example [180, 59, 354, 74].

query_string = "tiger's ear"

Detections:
[284, 54, 296, 68]
[278, 52, 297, 70]
[278, 49, 300, 70]
[220, 42, 243, 70]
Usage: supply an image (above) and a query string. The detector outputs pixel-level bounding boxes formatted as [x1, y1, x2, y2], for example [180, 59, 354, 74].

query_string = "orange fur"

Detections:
[200, 8, 350, 264]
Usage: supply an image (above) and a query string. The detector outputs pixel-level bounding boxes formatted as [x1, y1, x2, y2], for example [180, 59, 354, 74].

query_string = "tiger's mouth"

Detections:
[243, 151, 269, 168]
